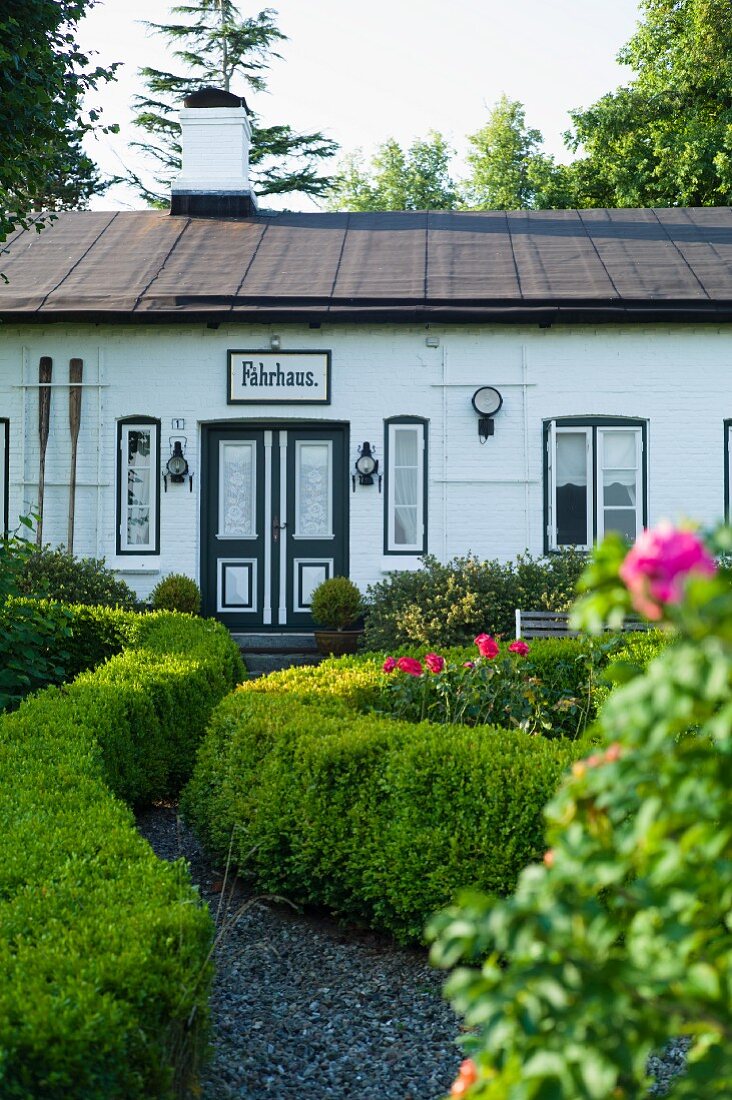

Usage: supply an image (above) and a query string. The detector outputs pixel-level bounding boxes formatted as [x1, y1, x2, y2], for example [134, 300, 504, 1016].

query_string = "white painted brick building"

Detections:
[2, 88, 732, 628]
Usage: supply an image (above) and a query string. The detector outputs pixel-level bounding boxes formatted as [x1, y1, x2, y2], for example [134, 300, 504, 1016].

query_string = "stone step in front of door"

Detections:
[232, 632, 319, 653]
[231, 633, 323, 678]
[242, 652, 323, 677]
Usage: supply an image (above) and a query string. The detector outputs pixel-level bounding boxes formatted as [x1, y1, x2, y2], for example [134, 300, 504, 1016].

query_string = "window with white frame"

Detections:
[0, 419, 7, 537]
[385, 418, 427, 553]
[546, 419, 646, 551]
[117, 419, 160, 554]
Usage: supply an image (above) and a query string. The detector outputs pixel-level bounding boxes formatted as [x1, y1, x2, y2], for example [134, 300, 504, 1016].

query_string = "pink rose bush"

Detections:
[380, 632, 548, 731]
[619, 521, 717, 620]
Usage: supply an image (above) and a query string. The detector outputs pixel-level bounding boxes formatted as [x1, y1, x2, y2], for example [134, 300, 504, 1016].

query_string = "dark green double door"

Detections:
[202, 424, 348, 628]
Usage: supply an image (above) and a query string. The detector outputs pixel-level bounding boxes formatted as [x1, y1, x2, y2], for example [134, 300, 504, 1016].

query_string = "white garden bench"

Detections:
[515, 609, 650, 639]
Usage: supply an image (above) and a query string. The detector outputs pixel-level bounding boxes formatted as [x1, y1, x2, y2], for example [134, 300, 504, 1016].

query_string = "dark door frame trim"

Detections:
[200, 419, 350, 630]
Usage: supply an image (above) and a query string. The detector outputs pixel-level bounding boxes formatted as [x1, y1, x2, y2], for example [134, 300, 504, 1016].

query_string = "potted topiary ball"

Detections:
[310, 576, 363, 656]
[150, 573, 201, 615]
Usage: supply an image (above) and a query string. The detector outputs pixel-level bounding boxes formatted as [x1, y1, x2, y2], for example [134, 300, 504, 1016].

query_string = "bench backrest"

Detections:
[515, 609, 649, 639]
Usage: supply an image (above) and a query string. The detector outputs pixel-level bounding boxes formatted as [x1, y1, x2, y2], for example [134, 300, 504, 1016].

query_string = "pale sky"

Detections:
[77, 0, 644, 210]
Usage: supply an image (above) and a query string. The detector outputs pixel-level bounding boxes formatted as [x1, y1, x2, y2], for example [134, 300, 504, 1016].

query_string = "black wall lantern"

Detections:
[352, 441, 381, 491]
[471, 386, 504, 443]
[164, 437, 193, 491]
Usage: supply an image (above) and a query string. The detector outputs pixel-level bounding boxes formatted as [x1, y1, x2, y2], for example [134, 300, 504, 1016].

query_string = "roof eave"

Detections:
[3, 299, 732, 326]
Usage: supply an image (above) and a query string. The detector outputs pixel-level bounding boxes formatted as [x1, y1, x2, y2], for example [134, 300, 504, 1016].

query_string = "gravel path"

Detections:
[137, 803, 689, 1099]
[136, 802, 461, 1100]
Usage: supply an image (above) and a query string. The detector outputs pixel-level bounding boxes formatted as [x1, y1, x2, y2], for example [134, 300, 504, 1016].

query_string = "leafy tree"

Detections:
[567, 0, 732, 206]
[129, 1, 337, 205]
[326, 132, 457, 211]
[0, 0, 118, 243]
[461, 95, 572, 210]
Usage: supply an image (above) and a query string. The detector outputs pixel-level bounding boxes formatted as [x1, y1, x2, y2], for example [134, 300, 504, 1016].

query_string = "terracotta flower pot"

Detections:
[313, 629, 363, 656]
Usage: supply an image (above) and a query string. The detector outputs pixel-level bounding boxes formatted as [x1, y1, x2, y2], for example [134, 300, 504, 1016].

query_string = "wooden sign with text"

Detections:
[228, 350, 331, 404]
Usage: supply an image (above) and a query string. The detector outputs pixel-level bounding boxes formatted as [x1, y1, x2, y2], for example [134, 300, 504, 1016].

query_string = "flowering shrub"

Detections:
[382, 634, 551, 733]
[364, 549, 588, 650]
[428, 524, 732, 1099]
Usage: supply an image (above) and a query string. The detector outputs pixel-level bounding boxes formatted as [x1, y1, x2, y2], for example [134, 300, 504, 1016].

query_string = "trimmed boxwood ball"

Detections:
[150, 573, 202, 615]
[0, 609, 244, 1098]
[310, 575, 362, 629]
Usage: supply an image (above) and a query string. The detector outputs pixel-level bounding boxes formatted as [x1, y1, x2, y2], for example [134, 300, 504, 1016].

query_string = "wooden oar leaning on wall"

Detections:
[68, 358, 83, 553]
[36, 356, 52, 547]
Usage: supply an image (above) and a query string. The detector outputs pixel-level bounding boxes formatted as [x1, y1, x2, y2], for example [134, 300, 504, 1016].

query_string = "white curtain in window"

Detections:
[126, 428, 152, 547]
[393, 428, 419, 545]
[220, 441, 255, 537]
[296, 441, 331, 537]
[601, 430, 637, 506]
[556, 432, 587, 487]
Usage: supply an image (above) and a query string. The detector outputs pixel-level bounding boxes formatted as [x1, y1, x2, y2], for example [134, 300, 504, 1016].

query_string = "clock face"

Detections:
[472, 386, 503, 417]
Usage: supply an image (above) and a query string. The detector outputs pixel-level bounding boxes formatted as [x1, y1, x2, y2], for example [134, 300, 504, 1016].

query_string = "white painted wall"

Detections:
[1, 321, 730, 602]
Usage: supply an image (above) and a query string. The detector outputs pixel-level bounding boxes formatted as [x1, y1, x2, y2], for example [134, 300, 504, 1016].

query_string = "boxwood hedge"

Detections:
[181, 633, 672, 944]
[0, 609, 244, 1099]
[181, 657, 584, 943]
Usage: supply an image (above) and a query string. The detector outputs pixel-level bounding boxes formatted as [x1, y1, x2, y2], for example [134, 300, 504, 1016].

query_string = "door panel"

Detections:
[284, 427, 346, 627]
[203, 424, 347, 628]
[204, 427, 266, 622]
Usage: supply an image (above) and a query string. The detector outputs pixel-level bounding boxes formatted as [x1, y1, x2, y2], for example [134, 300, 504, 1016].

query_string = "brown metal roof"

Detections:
[3, 207, 732, 324]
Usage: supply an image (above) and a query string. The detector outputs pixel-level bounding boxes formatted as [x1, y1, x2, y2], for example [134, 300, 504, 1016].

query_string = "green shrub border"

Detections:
[181, 650, 585, 943]
[0, 608, 244, 1099]
[182, 634, 669, 944]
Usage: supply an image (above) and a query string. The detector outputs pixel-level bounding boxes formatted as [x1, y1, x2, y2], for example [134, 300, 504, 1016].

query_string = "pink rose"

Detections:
[382, 656, 397, 673]
[619, 522, 717, 620]
[463, 660, 475, 669]
[396, 656, 423, 676]
[424, 652, 445, 673]
[474, 633, 499, 659]
[509, 640, 530, 656]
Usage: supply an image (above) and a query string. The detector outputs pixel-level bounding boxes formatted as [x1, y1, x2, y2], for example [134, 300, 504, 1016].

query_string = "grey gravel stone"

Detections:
[136, 802, 461, 1100]
[137, 802, 690, 1099]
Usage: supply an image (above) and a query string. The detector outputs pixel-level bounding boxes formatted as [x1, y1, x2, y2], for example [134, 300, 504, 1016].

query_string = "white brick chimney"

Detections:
[171, 87, 257, 216]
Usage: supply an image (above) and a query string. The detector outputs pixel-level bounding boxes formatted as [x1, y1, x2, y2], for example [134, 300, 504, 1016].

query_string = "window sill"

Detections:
[380, 555, 424, 573]
[111, 560, 161, 575]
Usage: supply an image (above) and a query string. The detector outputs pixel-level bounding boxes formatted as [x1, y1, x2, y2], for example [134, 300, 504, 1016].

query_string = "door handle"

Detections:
[273, 516, 287, 542]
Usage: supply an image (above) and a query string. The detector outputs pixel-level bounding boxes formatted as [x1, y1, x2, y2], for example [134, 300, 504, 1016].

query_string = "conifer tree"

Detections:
[128, 1, 337, 205]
